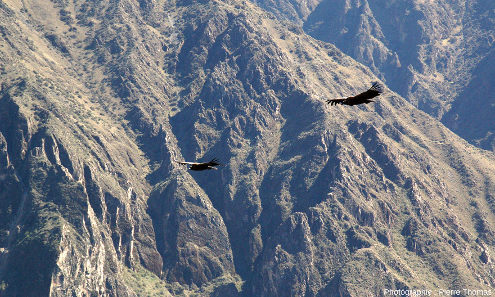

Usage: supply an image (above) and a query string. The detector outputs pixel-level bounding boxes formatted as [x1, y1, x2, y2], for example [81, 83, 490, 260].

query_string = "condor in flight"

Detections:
[175, 158, 221, 171]
[327, 82, 384, 106]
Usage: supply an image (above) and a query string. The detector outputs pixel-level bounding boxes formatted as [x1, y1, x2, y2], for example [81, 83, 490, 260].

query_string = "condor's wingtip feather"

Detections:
[370, 81, 384, 93]
[209, 158, 221, 166]
[326, 99, 345, 105]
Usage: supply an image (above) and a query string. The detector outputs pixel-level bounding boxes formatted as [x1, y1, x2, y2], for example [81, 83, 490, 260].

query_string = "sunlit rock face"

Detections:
[254, 0, 495, 151]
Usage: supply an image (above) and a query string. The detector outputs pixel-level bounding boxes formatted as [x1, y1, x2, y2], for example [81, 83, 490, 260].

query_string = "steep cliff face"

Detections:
[254, 0, 495, 151]
[0, 1, 163, 295]
[1, 0, 495, 296]
[441, 8, 495, 152]
[301, 0, 468, 116]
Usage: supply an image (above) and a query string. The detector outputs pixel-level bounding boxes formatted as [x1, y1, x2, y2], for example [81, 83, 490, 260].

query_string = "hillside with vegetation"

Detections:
[1, 0, 495, 296]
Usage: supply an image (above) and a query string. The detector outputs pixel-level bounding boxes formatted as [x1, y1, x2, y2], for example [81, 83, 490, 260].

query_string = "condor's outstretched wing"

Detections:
[326, 82, 384, 106]
[351, 81, 383, 101]
[175, 158, 221, 170]
[207, 158, 221, 167]
[174, 160, 202, 166]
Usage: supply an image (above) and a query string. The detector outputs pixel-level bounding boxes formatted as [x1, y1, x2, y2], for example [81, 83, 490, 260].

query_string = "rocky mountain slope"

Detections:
[253, 0, 495, 152]
[442, 46, 495, 152]
[1, 0, 495, 296]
